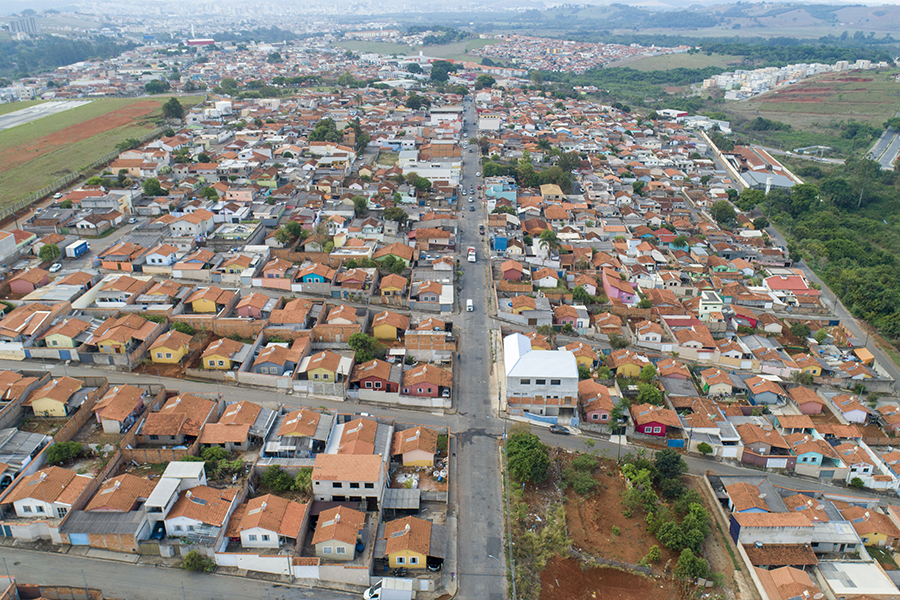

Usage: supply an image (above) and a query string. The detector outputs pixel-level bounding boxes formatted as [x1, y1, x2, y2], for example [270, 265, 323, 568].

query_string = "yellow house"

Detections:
[185, 286, 235, 314]
[372, 311, 410, 341]
[24, 377, 83, 417]
[565, 342, 597, 369]
[383, 516, 434, 569]
[510, 296, 535, 316]
[201, 338, 245, 370]
[149, 330, 192, 364]
[607, 349, 648, 379]
[303, 350, 343, 381]
[91, 314, 157, 355]
[391, 427, 438, 468]
[379, 274, 407, 298]
[791, 353, 822, 377]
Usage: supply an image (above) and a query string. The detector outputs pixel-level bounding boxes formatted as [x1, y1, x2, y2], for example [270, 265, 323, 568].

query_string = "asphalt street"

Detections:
[0, 100, 93, 132]
[869, 112, 900, 170]
[451, 99, 506, 600]
[0, 547, 357, 600]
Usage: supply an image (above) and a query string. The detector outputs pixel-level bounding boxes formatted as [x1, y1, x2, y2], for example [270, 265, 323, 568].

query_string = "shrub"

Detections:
[697, 442, 713, 456]
[611, 526, 620, 536]
[260, 465, 293, 493]
[506, 430, 550, 484]
[172, 321, 195, 335]
[182, 550, 215, 572]
[646, 545, 661, 563]
[675, 548, 710, 581]
[561, 467, 597, 495]
[293, 467, 313, 495]
[572, 453, 597, 472]
[849, 477, 865, 489]
[46, 441, 84, 466]
[201, 446, 229, 462]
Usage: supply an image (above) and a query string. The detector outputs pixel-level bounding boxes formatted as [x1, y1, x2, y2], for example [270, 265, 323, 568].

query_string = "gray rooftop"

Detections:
[60, 510, 147, 535]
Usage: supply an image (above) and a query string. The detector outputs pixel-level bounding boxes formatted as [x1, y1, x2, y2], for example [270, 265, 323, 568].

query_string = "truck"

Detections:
[363, 578, 414, 600]
[65, 240, 89, 259]
[467, 246, 476, 263]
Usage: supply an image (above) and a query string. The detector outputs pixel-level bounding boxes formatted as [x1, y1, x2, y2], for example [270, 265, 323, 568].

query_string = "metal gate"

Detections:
[68, 533, 90, 545]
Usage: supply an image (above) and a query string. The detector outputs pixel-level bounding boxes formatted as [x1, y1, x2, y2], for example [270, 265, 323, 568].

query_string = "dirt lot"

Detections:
[540, 556, 680, 600]
[19, 418, 64, 437]
[0, 101, 159, 172]
[71, 420, 122, 447]
[564, 457, 679, 568]
[390, 463, 449, 492]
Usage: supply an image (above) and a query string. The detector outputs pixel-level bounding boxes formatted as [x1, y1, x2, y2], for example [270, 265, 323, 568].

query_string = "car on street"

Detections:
[549, 425, 570, 435]
[468, 148, 473, 153]
[476, 171, 481, 177]
[53, 193, 63, 199]
[48, 263, 62, 273]
[469, 206, 475, 211]
[128, 217, 137, 224]
[462, 189, 467, 196]
[479, 225, 485, 234]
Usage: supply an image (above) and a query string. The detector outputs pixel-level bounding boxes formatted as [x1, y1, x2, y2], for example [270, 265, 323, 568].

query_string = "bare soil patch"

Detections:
[0, 101, 158, 172]
[540, 556, 679, 600]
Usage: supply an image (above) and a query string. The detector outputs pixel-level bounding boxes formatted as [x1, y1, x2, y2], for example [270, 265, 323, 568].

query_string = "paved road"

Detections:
[453, 99, 506, 600]
[0, 547, 356, 600]
[869, 113, 900, 170]
[0, 100, 93, 132]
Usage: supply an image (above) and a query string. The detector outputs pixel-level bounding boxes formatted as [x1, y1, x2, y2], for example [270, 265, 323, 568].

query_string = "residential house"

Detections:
[252, 341, 308, 376]
[379, 274, 408, 299]
[235, 293, 272, 319]
[23, 376, 84, 417]
[141, 394, 217, 446]
[164, 485, 238, 542]
[149, 330, 192, 364]
[564, 341, 598, 368]
[372, 311, 409, 341]
[579, 379, 616, 425]
[231, 494, 309, 550]
[829, 394, 869, 424]
[745, 376, 787, 405]
[312, 454, 386, 510]
[185, 286, 236, 314]
[84, 473, 155, 512]
[787, 386, 825, 415]
[88, 314, 157, 356]
[9, 268, 49, 295]
[312, 505, 366, 561]
[92, 384, 145, 434]
[351, 359, 401, 393]
[700, 368, 733, 396]
[2, 466, 92, 521]
[381, 516, 443, 570]
[202, 338, 246, 370]
[839, 505, 900, 548]
[631, 403, 680, 437]
[401, 364, 452, 398]
[503, 333, 579, 423]
[373, 242, 414, 266]
[391, 426, 439, 467]
[301, 350, 351, 382]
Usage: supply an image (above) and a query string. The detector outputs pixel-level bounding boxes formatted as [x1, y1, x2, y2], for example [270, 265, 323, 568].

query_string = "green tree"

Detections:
[172, 321, 195, 335]
[407, 63, 423, 74]
[348, 333, 385, 363]
[820, 177, 854, 209]
[506, 429, 550, 484]
[352, 195, 368, 217]
[383, 207, 408, 226]
[710, 200, 736, 227]
[142, 178, 165, 197]
[632, 181, 645, 195]
[637, 298, 652, 309]
[182, 550, 215, 572]
[259, 465, 294, 493]
[849, 477, 865, 488]
[636, 382, 663, 405]
[697, 442, 713, 456]
[572, 286, 593, 305]
[578, 364, 592, 381]
[814, 329, 829, 344]
[608, 333, 629, 350]
[46, 441, 84, 465]
[639, 364, 657, 382]
[267, 51, 283, 63]
[675, 548, 709, 580]
[790, 322, 811, 339]
[475, 74, 496, 88]
[752, 217, 769, 230]
[162, 97, 184, 120]
[737, 188, 764, 210]
[144, 79, 170, 94]
[200, 186, 218, 200]
[39, 243, 60, 262]
[59, 199, 73, 209]
[537, 229, 561, 253]
[293, 467, 313, 496]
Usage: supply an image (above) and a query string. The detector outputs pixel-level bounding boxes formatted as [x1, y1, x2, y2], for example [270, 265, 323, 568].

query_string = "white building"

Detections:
[503, 333, 579, 425]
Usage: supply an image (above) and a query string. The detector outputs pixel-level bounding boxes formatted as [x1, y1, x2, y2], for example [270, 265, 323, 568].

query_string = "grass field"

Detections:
[723, 70, 900, 154]
[611, 52, 743, 71]
[0, 95, 203, 206]
[0, 99, 46, 116]
[335, 38, 498, 62]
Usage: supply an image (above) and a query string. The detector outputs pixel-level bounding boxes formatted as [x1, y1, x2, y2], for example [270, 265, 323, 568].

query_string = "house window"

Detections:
[262, 535, 270, 541]
[403, 388, 408, 394]
[323, 547, 333, 554]
[260, 367, 269, 374]
[323, 374, 330, 380]
[396, 557, 405, 565]
[550, 380, 560, 386]
[314, 374, 319, 380]
[51, 340, 58, 346]
[208, 360, 216, 367]
[374, 381, 382, 389]
[350, 483, 359, 489]
[332, 482, 343, 489]
[23, 506, 32, 513]
[149, 435, 159, 440]
[601, 414, 608, 421]
[653, 427, 662, 434]
[418, 388, 425, 394]
[188, 525, 195, 531]
[218, 360, 225, 367]
[174, 525, 183, 532]
[36, 506, 44, 513]
[520, 379, 530, 385]
[157, 353, 164, 359]
[364, 483, 374, 489]
[591, 414, 599, 421]
[536, 379, 546, 385]
[165, 353, 172, 359]
[409, 557, 418, 565]
[365, 381, 372, 388]
[248, 534, 257, 541]
[336, 546, 346, 555]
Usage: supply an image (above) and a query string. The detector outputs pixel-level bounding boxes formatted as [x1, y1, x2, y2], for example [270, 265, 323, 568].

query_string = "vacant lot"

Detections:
[540, 556, 679, 600]
[335, 38, 498, 62]
[0, 95, 202, 206]
[613, 52, 743, 71]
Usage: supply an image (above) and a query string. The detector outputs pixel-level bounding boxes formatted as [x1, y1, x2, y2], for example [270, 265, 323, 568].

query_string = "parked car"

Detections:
[479, 225, 485, 234]
[549, 425, 570, 435]
[128, 217, 137, 224]
[48, 263, 62, 273]
[469, 206, 475, 212]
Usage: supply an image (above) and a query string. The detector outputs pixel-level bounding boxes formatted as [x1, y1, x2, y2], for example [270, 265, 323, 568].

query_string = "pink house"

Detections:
[601, 268, 636, 305]
[9, 268, 50, 295]
[580, 379, 615, 424]
[631, 403, 681, 437]
[236, 292, 270, 319]
[401, 364, 451, 398]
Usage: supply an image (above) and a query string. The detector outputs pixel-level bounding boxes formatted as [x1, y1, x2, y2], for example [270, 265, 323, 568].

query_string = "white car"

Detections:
[475, 171, 481, 177]
[128, 217, 137, 224]
[49, 263, 62, 273]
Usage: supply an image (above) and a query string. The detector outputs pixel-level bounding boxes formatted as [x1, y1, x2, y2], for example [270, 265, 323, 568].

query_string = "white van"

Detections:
[466, 299, 473, 312]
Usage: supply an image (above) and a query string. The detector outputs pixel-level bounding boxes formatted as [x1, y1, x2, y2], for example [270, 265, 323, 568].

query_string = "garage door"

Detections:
[767, 458, 788, 469]
[68, 533, 89, 545]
